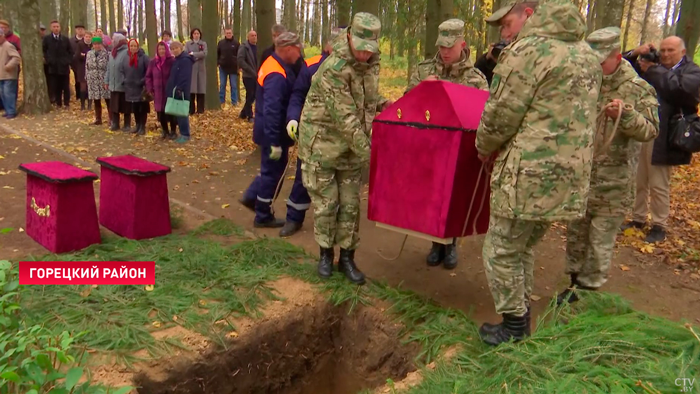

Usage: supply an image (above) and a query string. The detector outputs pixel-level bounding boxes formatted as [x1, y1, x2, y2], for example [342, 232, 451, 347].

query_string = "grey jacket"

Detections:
[185, 40, 207, 94]
[119, 49, 150, 102]
[105, 45, 128, 92]
[237, 41, 257, 79]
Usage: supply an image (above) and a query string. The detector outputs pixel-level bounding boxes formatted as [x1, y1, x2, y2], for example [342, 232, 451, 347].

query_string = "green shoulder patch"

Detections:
[333, 58, 347, 71]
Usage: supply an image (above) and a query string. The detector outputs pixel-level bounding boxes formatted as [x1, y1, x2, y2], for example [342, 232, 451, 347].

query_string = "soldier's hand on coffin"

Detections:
[605, 99, 624, 119]
[286, 120, 299, 141]
[478, 153, 491, 163]
[270, 146, 283, 161]
[425, 75, 439, 81]
[381, 100, 394, 111]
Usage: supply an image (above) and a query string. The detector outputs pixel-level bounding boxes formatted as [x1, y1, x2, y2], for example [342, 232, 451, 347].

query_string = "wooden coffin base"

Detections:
[374, 222, 456, 245]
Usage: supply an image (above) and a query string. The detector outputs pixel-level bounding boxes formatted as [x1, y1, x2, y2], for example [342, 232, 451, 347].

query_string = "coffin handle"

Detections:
[30, 197, 51, 217]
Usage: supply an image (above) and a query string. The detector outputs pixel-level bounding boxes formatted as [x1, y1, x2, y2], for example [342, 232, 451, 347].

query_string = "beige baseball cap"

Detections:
[436, 19, 465, 47]
[485, 0, 538, 26]
[350, 12, 381, 53]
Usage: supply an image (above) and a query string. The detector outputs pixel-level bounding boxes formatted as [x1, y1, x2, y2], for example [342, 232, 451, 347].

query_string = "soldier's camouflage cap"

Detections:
[350, 12, 381, 53]
[486, 0, 538, 26]
[436, 19, 465, 47]
[586, 27, 622, 63]
[275, 32, 302, 48]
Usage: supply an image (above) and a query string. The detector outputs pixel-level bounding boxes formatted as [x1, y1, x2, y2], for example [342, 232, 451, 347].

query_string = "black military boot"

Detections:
[279, 221, 303, 237]
[318, 247, 334, 279]
[443, 241, 458, 270]
[479, 313, 529, 346]
[253, 218, 285, 228]
[556, 274, 597, 306]
[339, 249, 365, 285]
[426, 242, 445, 267]
[481, 305, 531, 337]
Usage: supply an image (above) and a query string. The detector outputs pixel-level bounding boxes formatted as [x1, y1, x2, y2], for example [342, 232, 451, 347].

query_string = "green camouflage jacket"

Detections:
[406, 50, 489, 92]
[588, 60, 659, 216]
[475, 0, 602, 221]
[298, 30, 388, 170]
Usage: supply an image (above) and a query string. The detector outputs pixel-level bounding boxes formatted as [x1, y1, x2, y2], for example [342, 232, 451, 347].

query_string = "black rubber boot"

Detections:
[556, 274, 597, 306]
[161, 122, 169, 139]
[479, 313, 529, 346]
[426, 242, 445, 267]
[443, 241, 458, 270]
[253, 218, 285, 228]
[279, 221, 302, 238]
[121, 113, 132, 132]
[136, 121, 146, 136]
[80, 98, 86, 110]
[317, 247, 334, 279]
[109, 114, 120, 131]
[339, 249, 365, 285]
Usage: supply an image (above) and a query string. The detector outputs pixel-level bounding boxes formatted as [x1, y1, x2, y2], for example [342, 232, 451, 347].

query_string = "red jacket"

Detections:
[5, 31, 20, 54]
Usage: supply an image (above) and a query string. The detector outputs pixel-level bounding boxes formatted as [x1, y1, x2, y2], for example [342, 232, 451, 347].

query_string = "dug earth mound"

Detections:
[93, 278, 419, 394]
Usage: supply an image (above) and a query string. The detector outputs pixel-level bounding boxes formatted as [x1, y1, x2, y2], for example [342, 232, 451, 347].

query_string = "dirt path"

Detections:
[2, 114, 699, 327]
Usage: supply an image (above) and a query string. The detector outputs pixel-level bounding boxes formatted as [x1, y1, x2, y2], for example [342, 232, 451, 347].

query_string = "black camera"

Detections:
[640, 48, 660, 63]
[491, 40, 509, 59]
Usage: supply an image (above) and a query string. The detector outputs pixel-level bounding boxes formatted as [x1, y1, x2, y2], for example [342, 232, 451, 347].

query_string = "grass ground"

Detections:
[8, 217, 700, 393]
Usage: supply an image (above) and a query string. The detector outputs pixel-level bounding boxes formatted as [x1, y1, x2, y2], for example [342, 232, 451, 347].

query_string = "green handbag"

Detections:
[165, 88, 190, 117]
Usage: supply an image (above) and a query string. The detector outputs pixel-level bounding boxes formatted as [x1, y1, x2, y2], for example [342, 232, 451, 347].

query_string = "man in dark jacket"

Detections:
[622, 36, 700, 243]
[239, 32, 302, 229]
[70, 24, 87, 109]
[43, 21, 74, 108]
[237, 30, 257, 121]
[474, 0, 537, 84]
[217, 28, 240, 106]
[277, 28, 341, 238]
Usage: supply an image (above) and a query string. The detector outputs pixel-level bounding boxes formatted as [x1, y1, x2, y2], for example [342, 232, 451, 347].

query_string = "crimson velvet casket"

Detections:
[18, 161, 101, 253]
[368, 80, 491, 242]
[96, 155, 172, 240]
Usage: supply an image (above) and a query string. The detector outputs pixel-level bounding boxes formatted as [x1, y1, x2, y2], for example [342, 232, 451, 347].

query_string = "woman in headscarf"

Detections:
[185, 28, 207, 114]
[86, 36, 110, 125]
[166, 41, 194, 143]
[146, 41, 176, 139]
[73, 31, 93, 110]
[119, 38, 150, 135]
[105, 33, 131, 131]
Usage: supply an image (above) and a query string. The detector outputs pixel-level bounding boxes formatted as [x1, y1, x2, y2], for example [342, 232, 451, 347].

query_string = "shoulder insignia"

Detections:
[332, 58, 347, 71]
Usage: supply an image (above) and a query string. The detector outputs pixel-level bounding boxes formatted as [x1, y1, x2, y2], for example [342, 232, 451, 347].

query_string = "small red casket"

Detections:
[96, 155, 172, 240]
[19, 161, 101, 253]
[369, 80, 491, 241]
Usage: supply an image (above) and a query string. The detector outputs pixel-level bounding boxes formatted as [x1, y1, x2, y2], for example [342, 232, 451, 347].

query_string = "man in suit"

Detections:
[43, 20, 74, 108]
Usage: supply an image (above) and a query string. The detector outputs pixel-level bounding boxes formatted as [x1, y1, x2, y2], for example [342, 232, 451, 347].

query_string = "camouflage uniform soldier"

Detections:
[405, 18, 488, 270]
[298, 13, 391, 285]
[558, 27, 659, 305]
[475, 0, 602, 346]
[407, 19, 488, 92]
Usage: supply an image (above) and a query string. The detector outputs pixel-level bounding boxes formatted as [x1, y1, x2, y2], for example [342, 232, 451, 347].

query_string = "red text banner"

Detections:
[18, 261, 156, 285]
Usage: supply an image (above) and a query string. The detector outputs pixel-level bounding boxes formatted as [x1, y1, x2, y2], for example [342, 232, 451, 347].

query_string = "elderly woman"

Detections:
[185, 28, 207, 114]
[120, 38, 150, 136]
[86, 36, 110, 125]
[105, 33, 131, 131]
[74, 31, 92, 110]
[146, 41, 176, 139]
[166, 41, 194, 143]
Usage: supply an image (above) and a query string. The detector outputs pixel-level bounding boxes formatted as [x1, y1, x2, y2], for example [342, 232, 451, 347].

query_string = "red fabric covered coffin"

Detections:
[19, 161, 101, 253]
[96, 155, 172, 240]
[368, 80, 491, 241]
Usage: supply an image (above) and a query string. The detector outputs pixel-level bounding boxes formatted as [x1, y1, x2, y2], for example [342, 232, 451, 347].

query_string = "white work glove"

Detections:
[270, 146, 283, 161]
[286, 120, 299, 141]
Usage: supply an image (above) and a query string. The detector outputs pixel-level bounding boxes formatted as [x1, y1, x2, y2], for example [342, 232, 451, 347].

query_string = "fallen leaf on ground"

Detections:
[2, 186, 13, 189]
[530, 295, 542, 301]
[152, 321, 161, 328]
[222, 204, 230, 209]
[18, 228, 24, 233]
[226, 331, 239, 338]
[144, 285, 154, 291]
[449, 273, 457, 277]
[79, 287, 92, 297]
[620, 265, 631, 271]
[640, 244, 654, 254]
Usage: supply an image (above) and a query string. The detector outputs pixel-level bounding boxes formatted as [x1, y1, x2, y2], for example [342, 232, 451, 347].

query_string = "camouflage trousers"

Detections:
[483, 215, 550, 317]
[301, 163, 362, 250]
[565, 213, 624, 288]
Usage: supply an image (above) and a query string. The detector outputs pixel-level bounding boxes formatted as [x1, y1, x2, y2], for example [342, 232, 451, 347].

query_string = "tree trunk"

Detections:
[200, 0, 219, 110]
[72, 0, 89, 31]
[160, 0, 165, 32]
[676, 0, 699, 58]
[662, 0, 672, 36]
[312, 0, 321, 46]
[234, 0, 241, 37]
[145, 0, 158, 54]
[94, 0, 99, 29]
[337, 0, 350, 27]
[425, 0, 438, 59]
[189, 0, 201, 28]
[41, 0, 58, 27]
[100, 0, 108, 29]
[586, 0, 595, 34]
[595, 0, 624, 29]
[109, 0, 117, 32]
[164, 0, 171, 31]
[242, 0, 251, 34]
[175, 0, 183, 38]
[353, 0, 378, 15]
[670, 0, 681, 34]
[321, 0, 329, 44]
[118, 0, 124, 30]
[639, 0, 654, 45]
[256, 0, 274, 64]
[18, 0, 52, 114]
[60, 0, 70, 35]
[305, 0, 311, 42]
[622, 0, 635, 50]
[283, 0, 296, 31]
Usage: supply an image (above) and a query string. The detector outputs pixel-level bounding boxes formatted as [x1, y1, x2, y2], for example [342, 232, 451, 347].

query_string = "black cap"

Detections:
[74, 24, 85, 28]
[39, 24, 46, 30]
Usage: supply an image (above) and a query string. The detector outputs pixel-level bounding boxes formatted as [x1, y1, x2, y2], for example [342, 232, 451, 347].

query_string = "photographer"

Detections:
[621, 37, 700, 243]
[475, 0, 538, 84]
